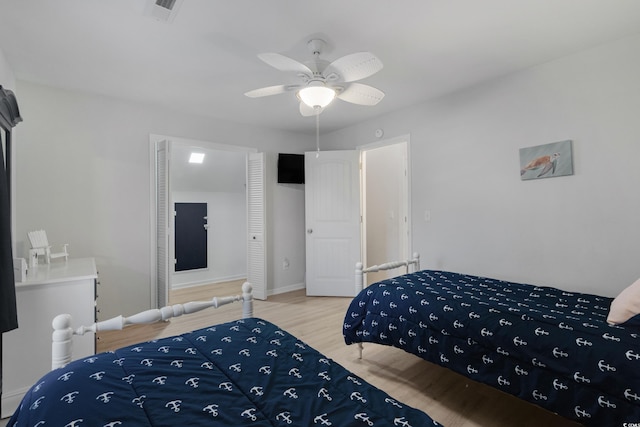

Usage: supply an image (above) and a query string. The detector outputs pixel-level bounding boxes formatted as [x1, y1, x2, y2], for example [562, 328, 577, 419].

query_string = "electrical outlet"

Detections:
[282, 258, 290, 270]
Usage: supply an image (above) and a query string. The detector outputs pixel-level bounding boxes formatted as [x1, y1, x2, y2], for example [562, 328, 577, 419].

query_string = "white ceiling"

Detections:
[1, 0, 640, 135]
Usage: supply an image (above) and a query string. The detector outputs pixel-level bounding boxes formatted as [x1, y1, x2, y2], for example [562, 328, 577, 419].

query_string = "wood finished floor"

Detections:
[96, 281, 581, 427]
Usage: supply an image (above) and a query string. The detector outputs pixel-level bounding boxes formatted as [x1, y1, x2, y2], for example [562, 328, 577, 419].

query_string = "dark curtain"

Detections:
[0, 86, 21, 334]
[0, 133, 17, 334]
[1, 85, 21, 403]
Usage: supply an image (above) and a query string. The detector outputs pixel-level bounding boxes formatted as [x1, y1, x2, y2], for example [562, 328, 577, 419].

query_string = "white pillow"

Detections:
[607, 277, 640, 325]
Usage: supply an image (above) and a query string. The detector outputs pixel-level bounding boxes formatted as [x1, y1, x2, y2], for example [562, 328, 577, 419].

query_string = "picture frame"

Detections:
[519, 140, 573, 180]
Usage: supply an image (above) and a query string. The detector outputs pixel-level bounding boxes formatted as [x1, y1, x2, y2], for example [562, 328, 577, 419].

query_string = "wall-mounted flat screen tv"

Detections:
[277, 153, 305, 184]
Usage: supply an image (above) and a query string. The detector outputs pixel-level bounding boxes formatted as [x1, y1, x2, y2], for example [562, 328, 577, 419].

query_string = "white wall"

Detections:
[324, 34, 640, 297]
[271, 171, 307, 294]
[13, 81, 313, 319]
[0, 48, 15, 90]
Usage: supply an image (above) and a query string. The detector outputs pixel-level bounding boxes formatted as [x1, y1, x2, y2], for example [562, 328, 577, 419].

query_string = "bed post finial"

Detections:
[52, 314, 73, 370]
[242, 281, 253, 318]
[355, 262, 364, 293]
[412, 252, 420, 271]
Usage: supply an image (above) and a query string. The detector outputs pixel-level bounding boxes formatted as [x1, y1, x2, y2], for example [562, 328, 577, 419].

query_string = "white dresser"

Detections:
[1, 258, 98, 418]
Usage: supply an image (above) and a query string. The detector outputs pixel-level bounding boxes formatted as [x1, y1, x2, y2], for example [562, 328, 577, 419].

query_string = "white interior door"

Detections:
[305, 150, 361, 296]
[247, 152, 266, 300]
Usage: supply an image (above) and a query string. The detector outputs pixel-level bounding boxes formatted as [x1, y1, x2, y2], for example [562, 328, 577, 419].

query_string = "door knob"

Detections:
[307, 229, 313, 234]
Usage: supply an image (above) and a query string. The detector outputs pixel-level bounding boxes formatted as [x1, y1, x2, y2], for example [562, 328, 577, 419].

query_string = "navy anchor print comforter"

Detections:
[343, 270, 640, 426]
[10, 317, 440, 426]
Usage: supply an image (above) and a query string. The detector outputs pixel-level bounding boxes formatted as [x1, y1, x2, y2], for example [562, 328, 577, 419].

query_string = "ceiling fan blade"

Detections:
[337, 83, 385, 106]
[258, 53, 313, 75]
[244, 84, 300, 98]
[299, 102, 323, 117]
[324, 52, 383, 83]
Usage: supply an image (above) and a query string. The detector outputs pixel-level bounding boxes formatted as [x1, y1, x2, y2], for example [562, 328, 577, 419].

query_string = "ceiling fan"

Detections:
[244, 39, 384, 116]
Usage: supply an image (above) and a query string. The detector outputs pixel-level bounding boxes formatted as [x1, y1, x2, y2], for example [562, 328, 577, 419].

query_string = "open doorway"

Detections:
[170, 144, 247, 294]
[304, 136, 410, 295]
[361, 136, 410, 285]
[150, 135, 264, 308]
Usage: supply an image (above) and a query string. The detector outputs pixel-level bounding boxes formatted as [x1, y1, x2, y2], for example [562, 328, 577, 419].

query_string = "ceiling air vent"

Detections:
[156, 0, 176, 9]
[144, 0, 182, 23]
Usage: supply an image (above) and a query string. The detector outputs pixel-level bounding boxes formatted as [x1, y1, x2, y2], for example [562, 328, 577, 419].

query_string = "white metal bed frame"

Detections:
[51, 282, 253, 370]
[355, 252, 420, 293]
[354, 253, 420, 358]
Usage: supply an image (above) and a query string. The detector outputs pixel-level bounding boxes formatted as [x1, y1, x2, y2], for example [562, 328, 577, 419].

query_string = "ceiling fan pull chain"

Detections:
[315, 106, 321, 158]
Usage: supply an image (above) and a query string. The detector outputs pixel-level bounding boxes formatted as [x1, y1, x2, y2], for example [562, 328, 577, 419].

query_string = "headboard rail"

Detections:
[52, 282, 253, 370]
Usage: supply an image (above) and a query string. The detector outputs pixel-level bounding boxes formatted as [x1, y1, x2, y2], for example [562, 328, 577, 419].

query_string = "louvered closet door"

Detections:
[156, 140, 170, 308]
[247, 152, 266, 300]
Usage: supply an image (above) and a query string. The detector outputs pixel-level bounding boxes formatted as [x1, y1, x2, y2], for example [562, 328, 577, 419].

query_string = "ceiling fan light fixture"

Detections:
[298, 85, 336, 108]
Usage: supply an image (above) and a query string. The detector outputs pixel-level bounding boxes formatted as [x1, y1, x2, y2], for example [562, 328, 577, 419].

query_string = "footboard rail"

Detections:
[353, 255, 420, 358]
[355, 252, 420, 294]
[52, 282, 253, 369]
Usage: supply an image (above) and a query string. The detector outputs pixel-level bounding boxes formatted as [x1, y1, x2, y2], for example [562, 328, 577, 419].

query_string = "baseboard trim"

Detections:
[171, 275, 246, 290]
[268, 282, 305, 296]
[2, 386, 29, 419]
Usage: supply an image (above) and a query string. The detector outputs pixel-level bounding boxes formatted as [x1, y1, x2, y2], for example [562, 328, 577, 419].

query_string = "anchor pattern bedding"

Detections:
[343, 270, 640, 426]
[10, 317, 440, 427]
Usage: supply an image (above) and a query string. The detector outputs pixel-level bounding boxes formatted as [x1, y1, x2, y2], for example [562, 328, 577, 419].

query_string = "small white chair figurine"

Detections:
[28, 230, 69, 264]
